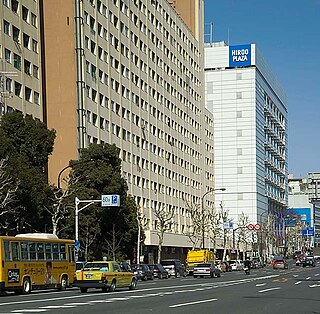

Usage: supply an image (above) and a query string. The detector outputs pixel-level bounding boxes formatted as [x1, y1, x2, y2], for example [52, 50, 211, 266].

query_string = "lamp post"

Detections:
[57, 159, 94, 189]
[201, 188, 226, 249]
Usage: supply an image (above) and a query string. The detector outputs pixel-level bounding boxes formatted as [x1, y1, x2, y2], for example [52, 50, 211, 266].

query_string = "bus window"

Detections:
[12, 242, 20, 261]
[45, 243, 52, 260]
[52, 243, 59, 260]
[68, 245, 75, 263]
[29, 243, 36, 260]
[60, 243, 66, 260]
[21, 242, 29, 260]
[4, 241, 11, 261]
[37, 243, 45, 260]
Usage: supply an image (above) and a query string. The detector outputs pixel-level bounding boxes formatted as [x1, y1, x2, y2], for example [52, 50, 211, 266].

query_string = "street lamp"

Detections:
[201, 187, 226, 249]
[57, 159, 94, 189]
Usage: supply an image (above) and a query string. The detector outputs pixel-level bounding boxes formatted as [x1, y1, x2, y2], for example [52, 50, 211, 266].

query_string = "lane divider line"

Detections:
[295, 281, 302, 285]
[169, 298, 218, 308]
[258, 287, 281, 293]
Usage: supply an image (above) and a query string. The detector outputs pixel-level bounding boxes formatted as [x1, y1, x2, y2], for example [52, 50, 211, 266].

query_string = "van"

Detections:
[160, 259, 186, 278]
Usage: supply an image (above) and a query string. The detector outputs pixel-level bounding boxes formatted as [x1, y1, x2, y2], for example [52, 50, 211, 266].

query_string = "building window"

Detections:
[12, 25, 20, 42]
[23, 33, 30, 48]
[3, 0, 9, 7]
[34, 91, 39, 105]
[25, 87, 32, 102]
[236, 110, 242, 118]
[22, 6, 29, 22]
[31, 13, 37, 28]
[5, 48, 11, 62]
[14, 81, 22, 97]
[13, 53, 21, 70]
[24, 59, 31, 75]
[32, 39, 38, 53]
[6, 78, 12, 92]
[33, 65, 39, 78]
[4, 20, 10, 35]
[11, 0, 19, 13]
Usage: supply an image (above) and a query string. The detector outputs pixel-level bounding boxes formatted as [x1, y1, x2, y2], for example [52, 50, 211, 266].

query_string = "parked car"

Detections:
[193, 263, 221, 278]
[273, 258, 288, 270]
[160, 259, 186, 278]
[148, 264, 170, 279]
[131, 264, 154, 281]
[303, 256, 315, 267]
[221, 261, 232, 272]
[119, 261, 133, 273]
[229, 260, 242, 271]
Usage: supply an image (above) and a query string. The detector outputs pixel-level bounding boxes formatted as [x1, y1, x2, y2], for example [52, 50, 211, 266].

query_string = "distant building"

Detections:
[204, 42, 288, 243]
[308, 173, 320, 247]
[0, 0, 42, 119]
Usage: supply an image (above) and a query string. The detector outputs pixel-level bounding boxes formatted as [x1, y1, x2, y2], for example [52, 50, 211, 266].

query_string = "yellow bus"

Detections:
[0, 233, 75, 294]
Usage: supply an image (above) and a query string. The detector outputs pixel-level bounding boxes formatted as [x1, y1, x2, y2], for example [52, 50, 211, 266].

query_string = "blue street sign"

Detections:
[75, 240, 80, 249]
[101, 194, 120, 207]
[302, 227, 314, 237]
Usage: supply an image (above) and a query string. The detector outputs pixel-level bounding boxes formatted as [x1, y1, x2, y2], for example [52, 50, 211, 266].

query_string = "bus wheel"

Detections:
[59, 275, 68, 291]
[22, 278, 31, 294]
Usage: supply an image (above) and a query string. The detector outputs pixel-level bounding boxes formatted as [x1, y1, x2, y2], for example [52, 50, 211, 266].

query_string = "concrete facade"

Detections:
[204, 42, 288, 231]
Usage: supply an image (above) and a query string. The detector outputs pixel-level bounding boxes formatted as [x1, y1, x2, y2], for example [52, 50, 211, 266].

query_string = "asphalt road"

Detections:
[0, 263, 320, 314]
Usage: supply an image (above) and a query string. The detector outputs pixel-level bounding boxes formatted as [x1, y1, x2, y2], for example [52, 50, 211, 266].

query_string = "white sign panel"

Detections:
[101, 194, 120, 207]
[223, 222, 233, 229]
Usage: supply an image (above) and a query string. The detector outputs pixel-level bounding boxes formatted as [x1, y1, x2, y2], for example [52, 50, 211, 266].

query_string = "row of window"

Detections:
[3, 0, 38, 28]
[5, 79, 40, 104]
[3, 20, 39, 52]
[4, 48, 39, 78]
[3, 241, 70, 262]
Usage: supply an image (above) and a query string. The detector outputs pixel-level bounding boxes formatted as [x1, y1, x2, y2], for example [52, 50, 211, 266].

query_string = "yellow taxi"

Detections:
[73, 260, 136, 293]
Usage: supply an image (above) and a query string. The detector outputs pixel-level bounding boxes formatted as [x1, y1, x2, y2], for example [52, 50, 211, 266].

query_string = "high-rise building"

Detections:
[0, 0, 42, 119]
[1, 0, 212, 261]
[205, 42, 288, 238]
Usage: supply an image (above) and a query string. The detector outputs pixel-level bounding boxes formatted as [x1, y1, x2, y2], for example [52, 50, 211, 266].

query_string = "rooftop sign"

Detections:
[229, 44, 251, 67]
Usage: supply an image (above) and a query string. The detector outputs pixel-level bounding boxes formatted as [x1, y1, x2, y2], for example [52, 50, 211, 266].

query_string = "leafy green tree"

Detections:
[64, 143, 139, 261]
[0, 112, 56, 233]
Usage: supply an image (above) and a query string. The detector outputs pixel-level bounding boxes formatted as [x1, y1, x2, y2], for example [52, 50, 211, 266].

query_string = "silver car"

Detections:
[193, 263, 221, 278]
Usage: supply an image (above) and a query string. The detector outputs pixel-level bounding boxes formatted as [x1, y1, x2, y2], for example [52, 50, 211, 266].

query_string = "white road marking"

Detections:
[11, 310, 47, 313]
[295, 281, 302, 285]
[0, 274, 280, 308]
[169, 298, 217, 308]
[293, 275, 298, 277]
[40, 305, 76, 309]
[63, 303, 91, 306]
[309, 284, 320, 288]
[256, 283, 266, 287]
[258, 287, 281, 293]
[315, 274, 319, 276]
[306, 277, 311, 280]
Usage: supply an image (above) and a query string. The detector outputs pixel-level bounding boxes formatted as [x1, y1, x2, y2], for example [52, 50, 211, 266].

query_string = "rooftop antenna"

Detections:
[204, 22, 214, 45]
[227, 28, 230, 45]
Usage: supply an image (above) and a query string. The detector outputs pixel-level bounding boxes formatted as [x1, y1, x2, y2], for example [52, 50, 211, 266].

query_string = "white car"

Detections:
[229, 260, 242, 271]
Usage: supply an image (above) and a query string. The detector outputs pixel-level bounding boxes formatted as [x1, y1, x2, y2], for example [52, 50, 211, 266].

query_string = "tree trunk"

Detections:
[157, 234, 163, 264]
[52, 218, 57, 236]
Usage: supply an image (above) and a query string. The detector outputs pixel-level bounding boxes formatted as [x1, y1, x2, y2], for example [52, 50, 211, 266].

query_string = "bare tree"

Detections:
[103, 223, 123, 261]
[207, 209, 221, 254]
[0, 157, 19, 230]
[236, 212, 251, 259]
[220, 201, 232, 260]
[184, 199, 202, 249]
[44, 174, 79, 235]
[154, 206, 175, 263]
[136, 210, 148, 263]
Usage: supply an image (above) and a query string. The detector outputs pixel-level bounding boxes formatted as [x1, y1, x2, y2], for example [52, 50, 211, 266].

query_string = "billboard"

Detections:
[229, 44, 251, 67]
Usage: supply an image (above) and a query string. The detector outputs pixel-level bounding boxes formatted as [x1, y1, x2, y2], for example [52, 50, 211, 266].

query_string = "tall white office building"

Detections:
[205, 42, 288, 232]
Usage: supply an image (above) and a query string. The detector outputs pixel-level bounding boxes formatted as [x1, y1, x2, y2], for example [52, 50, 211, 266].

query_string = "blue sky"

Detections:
[204, 0, 320, 178]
